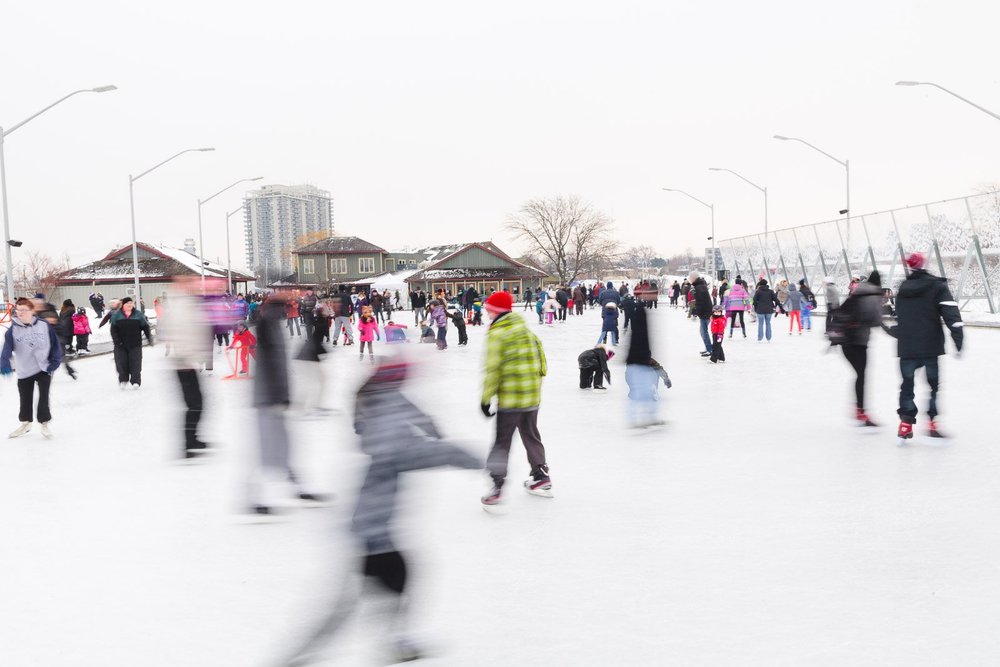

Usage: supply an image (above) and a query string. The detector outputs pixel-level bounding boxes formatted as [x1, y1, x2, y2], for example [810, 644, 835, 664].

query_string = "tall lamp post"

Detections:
[662, 187, 715, 279]
[224, 204, 243, 292]
[708, 167, 768, 236]
[773, 134, 850, 247]
[129, 147, 215, 308]
[896, 81, 1000, 121]
[1, 85, 117, 303]
[197, 177, 263, 290]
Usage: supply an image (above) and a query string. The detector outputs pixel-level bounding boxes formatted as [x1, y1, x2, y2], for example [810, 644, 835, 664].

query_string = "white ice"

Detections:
[1, 304, 997, 666]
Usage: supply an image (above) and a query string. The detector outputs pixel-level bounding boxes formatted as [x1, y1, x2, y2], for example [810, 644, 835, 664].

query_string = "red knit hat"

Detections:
[905, 251, 926, 270]
[484, 291, 513, 312]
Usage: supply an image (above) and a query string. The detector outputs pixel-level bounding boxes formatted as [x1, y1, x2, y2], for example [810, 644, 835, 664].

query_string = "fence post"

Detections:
[861, 215, 877, 273]
[964, 196, 996, 313]
[835, 219, 852, 279]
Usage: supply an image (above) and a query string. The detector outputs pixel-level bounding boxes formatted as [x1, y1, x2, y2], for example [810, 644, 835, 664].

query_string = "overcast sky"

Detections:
[3, 0, 998, 271]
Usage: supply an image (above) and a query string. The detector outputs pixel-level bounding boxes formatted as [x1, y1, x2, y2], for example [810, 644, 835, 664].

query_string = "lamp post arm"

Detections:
[133, 149, 201, 183]
[786, 137, 847, 167]
[718, 168, 766, 194]
[668, 189, 712, 211]
[2, 90, 93, 137]
[921, 82, 1000, 122]
[199, 178, 256, 207]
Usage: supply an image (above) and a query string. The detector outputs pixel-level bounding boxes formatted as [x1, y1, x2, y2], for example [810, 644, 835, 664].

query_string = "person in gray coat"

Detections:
[785, 283, 804, 334]
[277, 356, 481, 666]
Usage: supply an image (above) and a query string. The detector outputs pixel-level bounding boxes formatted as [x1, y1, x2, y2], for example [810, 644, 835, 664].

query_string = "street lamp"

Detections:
[773, 134, 850, 246]
[708, 167, 768, 236]
[197, 177, 263, 290]
[896, 81, 1000, 122]
[224, 204, 244, 292]
[662, 187, 715, 279]
[129, 148, 215, 308]
[1, 85, 117, 303]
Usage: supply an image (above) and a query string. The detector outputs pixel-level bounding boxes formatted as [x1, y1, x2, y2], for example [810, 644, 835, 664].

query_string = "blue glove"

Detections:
[1, 367, 12, 377]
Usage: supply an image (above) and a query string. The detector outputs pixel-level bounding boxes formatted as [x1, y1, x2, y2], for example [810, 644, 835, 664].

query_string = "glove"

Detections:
[480, 402, 495, 418]
[1, 368, 12, 377]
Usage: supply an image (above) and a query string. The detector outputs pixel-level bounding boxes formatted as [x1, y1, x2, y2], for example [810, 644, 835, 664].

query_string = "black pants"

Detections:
[176, 369, 204, 450]
[842, 344, 868, 410]
[75, 333, 89, 351]
[558, 306, 567, 321]
[363, 550, 408, 594]
[303, 319, 315, 340]
[215, 331, 230, 346]
[729, 310, 745, 335]
[287, 317, 300, 336]
[898, 357, 939, 424]
[114, 346, 143, 385]
[579, 367, 604, 389]
[575, 302, 583, 315]
[623, 312, 632, 330]
[18, 372, 52, 423]
[710, 339, 725, 363]
[487, 409, 548, 485]
[456, 326, 468, 345]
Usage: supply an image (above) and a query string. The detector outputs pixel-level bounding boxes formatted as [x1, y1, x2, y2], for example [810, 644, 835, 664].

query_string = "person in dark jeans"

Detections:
[882, 253, 964, 439]
[578, 345, 613, 389]
[109, 297, 153, 388]
[2, 298, 63, 438]
[690, 272, 714, 355]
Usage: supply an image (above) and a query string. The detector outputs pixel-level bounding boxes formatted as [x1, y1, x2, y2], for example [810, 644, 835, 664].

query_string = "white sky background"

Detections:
[2, 0, 999, 271]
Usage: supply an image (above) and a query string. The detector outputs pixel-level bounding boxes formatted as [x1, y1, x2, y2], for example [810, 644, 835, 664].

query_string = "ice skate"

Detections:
[8, 422, 32, 438]
[928, 420, 947, 439]
[40, 422, 52, 439]
[897, 421, 913, 444]
[297, 492, 335, 507]
[524, 476, 553, 498]
[481, 482, 503, 509]
[856, 408, 877, 427]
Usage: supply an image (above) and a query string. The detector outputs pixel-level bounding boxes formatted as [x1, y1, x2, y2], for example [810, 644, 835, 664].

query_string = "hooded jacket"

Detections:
[882, 269, 963, 357]
[752, 285, 778, 314]
[722, 282, 750, 311]
[599, 282, 621, 307]
[601, 304, 619, 329]
[692, 277, 713, 318]
[578, 346, 612, 384]
[482, 311, 547, 410]
[2, 316, 63, 378]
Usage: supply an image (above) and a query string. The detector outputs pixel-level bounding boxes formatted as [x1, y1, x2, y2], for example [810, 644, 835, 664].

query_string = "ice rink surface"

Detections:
[2, 304, 997, 666]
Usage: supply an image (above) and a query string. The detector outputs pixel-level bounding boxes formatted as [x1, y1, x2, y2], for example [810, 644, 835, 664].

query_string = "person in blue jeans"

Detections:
[597, 302, 620, 346]
[752, 279, 778, 342]
[690, 271, 714, 356]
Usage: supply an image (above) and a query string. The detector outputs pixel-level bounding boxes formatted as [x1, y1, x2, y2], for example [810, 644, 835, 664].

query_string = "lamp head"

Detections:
[773, 135, 790, 141]
[661, 187, 675, 192]
[708, 167, 722, 171]
[197, 147, 216, 152]
[895, 81, 921, 86]
[91, 85, 117, 93]
[8, 240, 23, 248]
[250, 176, 264, 181]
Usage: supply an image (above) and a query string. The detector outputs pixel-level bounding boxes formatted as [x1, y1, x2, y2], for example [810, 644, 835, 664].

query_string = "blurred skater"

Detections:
[2, 298, 63, 439]
[624, 306, 671, 428]
[276, 357, 480, 666]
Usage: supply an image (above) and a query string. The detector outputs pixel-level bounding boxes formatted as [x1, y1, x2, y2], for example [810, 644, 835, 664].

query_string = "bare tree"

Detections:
[15, 250, 70, 297]
[623, 245, 659, 276]
[506, 195, 617, 285]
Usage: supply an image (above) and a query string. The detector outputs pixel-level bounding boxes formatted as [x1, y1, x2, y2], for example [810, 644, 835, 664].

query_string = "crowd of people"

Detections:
[0, 255, 968, 660]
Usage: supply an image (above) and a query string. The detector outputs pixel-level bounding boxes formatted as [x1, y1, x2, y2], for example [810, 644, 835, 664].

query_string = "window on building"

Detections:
[359, 257, 375, 274]
[330, 258, 347, 274]
[302, 258, 315, 274]
[397, 259, 407, 269]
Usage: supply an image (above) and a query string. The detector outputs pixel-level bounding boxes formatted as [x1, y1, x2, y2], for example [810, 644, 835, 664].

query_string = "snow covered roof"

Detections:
[59, 243, 254, 283]
[294, 236, 387, 255]
[407, 266, 546, 282]
[354, 268, 422, 286]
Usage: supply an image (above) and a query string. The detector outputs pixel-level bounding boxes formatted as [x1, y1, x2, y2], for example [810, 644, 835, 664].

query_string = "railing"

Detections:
[717, 192, 999, 315]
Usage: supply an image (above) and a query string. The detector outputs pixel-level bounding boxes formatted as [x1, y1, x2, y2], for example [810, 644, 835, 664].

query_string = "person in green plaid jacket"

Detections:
[479, 292, 552, 506]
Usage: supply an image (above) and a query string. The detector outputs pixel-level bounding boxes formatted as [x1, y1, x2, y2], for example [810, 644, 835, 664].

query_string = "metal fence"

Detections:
[717, 192, 1000, 315]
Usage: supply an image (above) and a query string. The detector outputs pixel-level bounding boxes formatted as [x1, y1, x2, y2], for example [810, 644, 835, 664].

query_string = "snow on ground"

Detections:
[1, 304, 999, 666]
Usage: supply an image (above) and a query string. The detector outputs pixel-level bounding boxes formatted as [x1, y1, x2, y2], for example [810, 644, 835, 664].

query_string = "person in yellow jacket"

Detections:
[479, 291, 551, 506]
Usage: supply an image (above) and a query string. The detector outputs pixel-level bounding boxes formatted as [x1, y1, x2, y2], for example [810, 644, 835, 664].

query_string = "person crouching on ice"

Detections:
[709, 305, 727, 364]
[578, 345, 613, 390]
[228, 321, 257, 375]
[276, 357, 481, 666]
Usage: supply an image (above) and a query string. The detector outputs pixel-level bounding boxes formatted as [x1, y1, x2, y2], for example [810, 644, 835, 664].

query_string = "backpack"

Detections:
[825, 297, 857, 346]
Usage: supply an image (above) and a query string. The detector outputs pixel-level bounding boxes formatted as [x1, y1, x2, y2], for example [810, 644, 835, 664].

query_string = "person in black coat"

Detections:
[449, 309, 468, 345]
[555, 288, 569, 321]
[56, 300, 78, 379]
[109, 297, 152, 387]
[89, 292, 105, 318]
[578, 345, 613, 389]
[621, 294, 637, 331]
[882, 253, 964, 439]
[690, 272, 713, 356]
[839, 272, 887, 426]
[248, 294, 325, 514]
[751, 280, 779, 342]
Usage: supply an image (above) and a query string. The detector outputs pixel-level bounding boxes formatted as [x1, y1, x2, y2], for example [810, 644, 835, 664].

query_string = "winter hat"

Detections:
[688, 271, 699, 282]
[34, 292, 45, 299]
[868, 270, 882, 287]
[905, 251, 926, 270]
[799, 279, 807, 287]
[606, 350, 615, 360]
[484, 291, 513, 312]
[120, 296, 133, 305]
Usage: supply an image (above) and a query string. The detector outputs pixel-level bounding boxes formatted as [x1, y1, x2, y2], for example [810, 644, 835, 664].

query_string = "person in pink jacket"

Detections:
[72, 307, 92, 354]
[357, 308, 381, 362]
[723, 278, 751, 338]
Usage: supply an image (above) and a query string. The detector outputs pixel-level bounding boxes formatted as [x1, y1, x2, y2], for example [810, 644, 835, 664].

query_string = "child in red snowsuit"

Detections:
[709, 305, 727, 364]
[229, 322, 257, 375]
